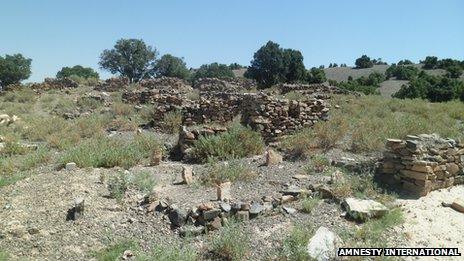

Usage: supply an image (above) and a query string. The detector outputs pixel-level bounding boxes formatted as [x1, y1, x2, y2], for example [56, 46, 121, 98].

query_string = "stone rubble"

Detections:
[342, 197, 388, 222]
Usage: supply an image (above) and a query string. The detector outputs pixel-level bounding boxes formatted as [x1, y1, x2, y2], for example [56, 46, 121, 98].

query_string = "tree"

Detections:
[398, 59, 413, 66]
[99, 39, 157, 83]
[0, 54, 32, 87]
[306, 67, 326, 84]
[153, 54, 190, 80]
[282, 49, 306, 83]
[56, 65, 99, 79]
[422, 56, 438, 69]
[192, 63, 234, 83]
[386, 64, 419, 80]
[228, 63, 245, 70]
[355, 55, 374, 69]
[245, 41, 286, 87]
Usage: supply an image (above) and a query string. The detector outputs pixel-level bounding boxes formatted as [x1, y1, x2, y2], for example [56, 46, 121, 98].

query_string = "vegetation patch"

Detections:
[201, 160, 255, 185]
[192, 124, 265, 163]
[93, 240, 138, 261]
[279, 224, 314, 261]
[210, 221, 251, 261]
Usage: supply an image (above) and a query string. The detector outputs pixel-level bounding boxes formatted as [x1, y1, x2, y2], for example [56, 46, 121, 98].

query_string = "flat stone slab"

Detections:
[342, 197, 388, 222]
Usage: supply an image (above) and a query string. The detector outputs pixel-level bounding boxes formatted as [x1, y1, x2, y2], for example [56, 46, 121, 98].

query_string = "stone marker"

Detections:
[342, 198, 388, 222]
[217, 181, 231, 201]
[182, 166, 193, 185]
[265, 148, 283, 166]
[307, 226, 340, 261]
[65, 162, 77, 171]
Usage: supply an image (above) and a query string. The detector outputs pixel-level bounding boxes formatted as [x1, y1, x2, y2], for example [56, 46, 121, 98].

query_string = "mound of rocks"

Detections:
[193, 77, 256, 92]
[379, 134, 464, 196]
[279, 83, 357, 96]
[31, 78, 78, 90]
[95, 77, 129, 91]
[139, 77, 192, 92]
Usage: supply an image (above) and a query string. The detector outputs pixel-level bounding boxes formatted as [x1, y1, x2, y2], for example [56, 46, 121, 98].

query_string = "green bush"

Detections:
[56, 65, 99, 79]
[107, 171, 129, 201]
[154, 54, 190, 80]
[147, 245, 198, 261]
[59, 134, 162, 169]
[301, 196, 320, 213]
[280, 224, 314, 261]
[355, 55, 374, 69]
[336, 72, 384, 95]
[191, 63, 234, 84]
[130, 171, 156, 193]
[0, 53, 32, 87]
[201, 160, 255, 185]
[93, 241, 138, 261]
[210, 221, 250, 260]
[191, 124, 265, 163]
[386, 64, 419, 80]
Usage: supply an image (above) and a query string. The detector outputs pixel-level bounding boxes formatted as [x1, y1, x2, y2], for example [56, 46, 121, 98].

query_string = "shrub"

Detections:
[2, 87, 36, 103]
[0, 53, 32, 87]
[154, 54, 190, 80]
[201, 160, 255, 185]
[279, 224, 314, 261]
[130, 171, 156, 193]
[306, 67, 326, 84]
[210, 221, 250, 260]
[301, 196, 321, 213]
[59, 134, 162, 169]
[355, 55, 374, 69]
[148, 245, 198, 261]
[304, 154, 330, 174]
[56, 65, 99, 79]
[99, 38, 158, 83]
[446, 65, 463, 78]
[107, 171, 129, 201]
[386, 64, 419, 80]
[337, 73, 382, 95]
[421, 56, 438, 69]
[93, 241, 138, 261]
[191, 124, 265, 163]
[162, 110, 182, 134]
[397, 59, 413, 65]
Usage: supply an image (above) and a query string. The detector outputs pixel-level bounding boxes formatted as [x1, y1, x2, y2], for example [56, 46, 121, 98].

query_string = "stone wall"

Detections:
[193, 77, 257, 92]
[139, 77, 193, 92]
[379, 134, 464, 196]
[241, 94, 329, 142]
[95, 77, 129, 91]
[31, 78, 78, 90]
[278, 83, 359, 97]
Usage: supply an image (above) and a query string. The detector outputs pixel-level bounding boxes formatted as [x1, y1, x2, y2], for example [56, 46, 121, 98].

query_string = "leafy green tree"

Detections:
[422, 56, 438, 69]
[398, 59, 413, 65]
[153, 54, 190, 79]
[0, 54, 32, 87]
[306, 67, 326, 84]
[99, 39, 158, 83]
[386, 64, 419, 80]
[283, 49, 306, 83]
[192, 63, 234, 83]
[245, 41, 286, 87]
[355, 55, 374, 69]
[56, 65, 99, 79]
[228, 63, 245, 70]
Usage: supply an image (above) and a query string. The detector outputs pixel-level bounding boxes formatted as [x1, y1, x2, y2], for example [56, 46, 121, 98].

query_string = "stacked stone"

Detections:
[380, 134, 464, 196]
[241, 94, 329, 142]
[193, 77, 256, 92]
[31, 78, 78, 90]
[95, 77, 129, 91]
[182, 92, 244, 125]
[278, 83, 356, 96]
[139, 77, 193, 93]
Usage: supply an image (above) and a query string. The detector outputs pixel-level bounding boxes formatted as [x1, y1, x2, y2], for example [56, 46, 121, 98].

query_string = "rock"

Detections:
[292, 174, 310, 180]
[217, 181, 231, 201]
[208, 217, 222, 230]
[122, 250, 134, 260]
[240, 202, 251, 211]
[280, 185, 306, 197]
[182, 166, 193, 185]
[203, 209, 221, 221]
[168, 208, 188, 227]
[265, 148, 283, 166]
[307, 226, 340, 261]
[66, 198, 85, 221]
[179, 225, 205, 237]
[65, 162, 77, 171]
[150, 150, 162, 166]
[281, 195, 295, 204]
[249, 203, 264, 216]
[220, 202, 231, 212]
[342, 198, 388, 222]
[282, 206, 297, 215]
[198, 202, 214, 211]
[236, 211, 249, 221]
[451, 198, 464, 213]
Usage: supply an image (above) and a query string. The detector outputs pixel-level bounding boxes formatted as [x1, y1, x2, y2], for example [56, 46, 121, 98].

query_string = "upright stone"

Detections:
[217, 181, 231, 201]
[182, 166, 193, 185]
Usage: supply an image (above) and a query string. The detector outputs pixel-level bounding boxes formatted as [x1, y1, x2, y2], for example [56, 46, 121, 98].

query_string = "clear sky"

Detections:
[1, 0, 463, 82]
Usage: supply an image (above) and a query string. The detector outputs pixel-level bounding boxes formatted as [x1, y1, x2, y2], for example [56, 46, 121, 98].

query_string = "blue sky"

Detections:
[1, 0, 463, 82]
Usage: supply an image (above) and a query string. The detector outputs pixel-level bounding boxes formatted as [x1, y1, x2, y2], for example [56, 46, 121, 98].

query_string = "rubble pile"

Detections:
[193, 77, 256, 92]
[139, 77, 193, 92]
[31, 78, 78, 90]
[95, 77, 129, 91]
[379, 134, 464, 196]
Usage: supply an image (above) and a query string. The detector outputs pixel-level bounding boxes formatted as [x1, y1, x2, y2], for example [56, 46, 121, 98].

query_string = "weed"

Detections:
[201, 160, 255, 185]
[162, 110, 182, 134]
[107, 171, 129, 201]
[300, 196, 321, 213]
[210, 221, 250, 261]
[130, 171, 156, 193]
[146, 244, 198, 261]
[279, 224, 314, 261]
[93, 241, 138, 261]
[192, 124, 264, 163]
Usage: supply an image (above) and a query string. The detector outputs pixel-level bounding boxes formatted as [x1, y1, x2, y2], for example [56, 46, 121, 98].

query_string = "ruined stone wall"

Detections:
[139, 77, 193, 92]
[193, 78, 257, 92]
[95, 77, 129, 92]
[278, 83, 359, 97]
[241, 94, 329, 142]
[379, 134, 464, 196]
[31, 78, 78, 90]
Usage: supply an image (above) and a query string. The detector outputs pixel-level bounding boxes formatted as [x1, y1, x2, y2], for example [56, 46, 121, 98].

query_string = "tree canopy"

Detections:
[153, 54, 190, 80]
[355, 55, 374, 69]
[99, 39, 158, 83]
[56, 65, 99, 79]
[191, 63, 235, 83]
[0, 54, 32, 87]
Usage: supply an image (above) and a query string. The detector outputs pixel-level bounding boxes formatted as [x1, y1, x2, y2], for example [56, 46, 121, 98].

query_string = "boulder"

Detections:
[342, 198, 388, 222]
[168, 208, 188, 227]
[307, 226, 340, 261]
[265, 148, 283, 166]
